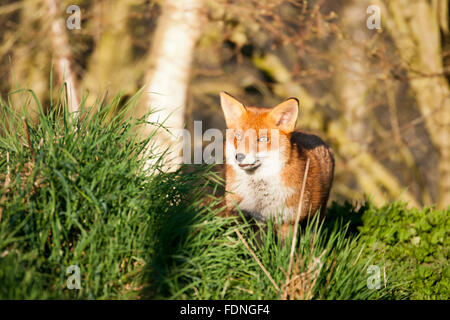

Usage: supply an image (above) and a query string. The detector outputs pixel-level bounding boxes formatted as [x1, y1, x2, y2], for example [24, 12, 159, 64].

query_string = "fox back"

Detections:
[220, 92, 334, 235]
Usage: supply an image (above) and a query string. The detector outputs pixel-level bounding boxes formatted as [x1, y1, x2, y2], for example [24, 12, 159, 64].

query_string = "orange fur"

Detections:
[220, 92, 334, 238]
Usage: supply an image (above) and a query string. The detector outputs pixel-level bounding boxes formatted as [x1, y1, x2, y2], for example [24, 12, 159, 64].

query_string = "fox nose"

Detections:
[235, 153, 246, 163]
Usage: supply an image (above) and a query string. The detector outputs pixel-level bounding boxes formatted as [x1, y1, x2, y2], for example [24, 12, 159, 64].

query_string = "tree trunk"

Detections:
[144, 0, 205, 171]
[12, 0, 49, 118]
[44, 0, 79, 114]
[377, 0, 450, 208]
[83, 0, 144, 106]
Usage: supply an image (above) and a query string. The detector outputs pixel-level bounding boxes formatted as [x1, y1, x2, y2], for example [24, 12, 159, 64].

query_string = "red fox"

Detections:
[220, 92, 334, 238]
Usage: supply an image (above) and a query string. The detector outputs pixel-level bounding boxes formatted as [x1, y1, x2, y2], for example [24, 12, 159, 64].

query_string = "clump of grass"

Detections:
[148, 206, 393, 300]
[0, 88, 221, 299]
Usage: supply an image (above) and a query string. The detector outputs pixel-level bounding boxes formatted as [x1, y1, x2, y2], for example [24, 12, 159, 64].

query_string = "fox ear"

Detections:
[220, 92, 246, 127]
[269, 98, 299, 133]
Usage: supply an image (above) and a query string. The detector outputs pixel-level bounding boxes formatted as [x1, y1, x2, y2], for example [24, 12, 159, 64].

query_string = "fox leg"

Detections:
[277, 222, 296, 246]
[220, 192, 241, 217]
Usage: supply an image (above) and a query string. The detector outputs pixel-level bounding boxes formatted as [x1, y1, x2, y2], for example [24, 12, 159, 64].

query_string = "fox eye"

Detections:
[258, 136, 268, 142]
[235, 133, 242, 141]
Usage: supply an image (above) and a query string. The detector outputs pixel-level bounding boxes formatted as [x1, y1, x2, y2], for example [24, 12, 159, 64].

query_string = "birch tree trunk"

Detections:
[44, 0, 79, 114]
[144, 0, 205, 171]
[376, 0, 450, 208]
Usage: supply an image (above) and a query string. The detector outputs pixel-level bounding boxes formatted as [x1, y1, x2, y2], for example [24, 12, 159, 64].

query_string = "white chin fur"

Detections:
[226, 143, 294, 222]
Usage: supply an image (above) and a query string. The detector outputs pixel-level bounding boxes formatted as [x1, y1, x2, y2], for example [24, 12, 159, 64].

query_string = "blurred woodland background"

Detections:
[0, 0, 449, 209]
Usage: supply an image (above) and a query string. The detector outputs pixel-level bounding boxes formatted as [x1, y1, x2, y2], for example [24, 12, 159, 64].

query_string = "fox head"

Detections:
[220, 92, 299, 172]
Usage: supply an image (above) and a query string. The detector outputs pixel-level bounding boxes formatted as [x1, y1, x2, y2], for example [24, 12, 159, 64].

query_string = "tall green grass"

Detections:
[145, 209, 389, 300]
[1, 88, 444, 300]
[0, 89, 220, 299]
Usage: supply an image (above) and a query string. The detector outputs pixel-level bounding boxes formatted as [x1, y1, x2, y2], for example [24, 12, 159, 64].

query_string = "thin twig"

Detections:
[282, 247, 326, 300]
[235, 286, 254, 295]
[352, 245, 365, 267]
[306, 249, 326, 300]
[320, 250, 336, 299]
[283, 157, 310, 299]
[234, 227, 280, 292]
[22, 117, 34, 157]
